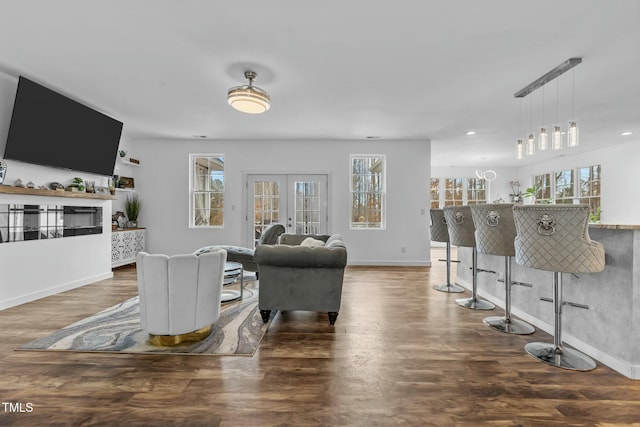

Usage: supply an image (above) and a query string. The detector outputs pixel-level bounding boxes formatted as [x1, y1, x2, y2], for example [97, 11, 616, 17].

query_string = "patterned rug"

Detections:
[17, 284, 274, 356]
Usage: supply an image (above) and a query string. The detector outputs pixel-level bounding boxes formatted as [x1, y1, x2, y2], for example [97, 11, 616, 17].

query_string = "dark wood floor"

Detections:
[1, 249, 640, 426]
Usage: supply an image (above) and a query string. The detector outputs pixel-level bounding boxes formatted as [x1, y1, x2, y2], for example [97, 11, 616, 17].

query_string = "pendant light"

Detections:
[516, 139, 524, 160]
[567, 69, 579, 147]
[538, 86, 549, 150]
[526, 96, 536, 155]
[514, 58, 582, 156]
[552, 80, 563, 150]
[516, 99, 524, 160]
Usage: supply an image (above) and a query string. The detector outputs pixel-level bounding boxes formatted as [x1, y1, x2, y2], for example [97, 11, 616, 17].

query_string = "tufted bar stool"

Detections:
[471, 203, 535, 334]
[513, 204, 605, 371]
[443, 206, 495, 310]
[430, 208, 464, 293]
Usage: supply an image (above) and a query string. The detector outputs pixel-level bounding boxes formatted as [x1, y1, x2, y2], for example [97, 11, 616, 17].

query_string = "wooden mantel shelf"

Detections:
[0, 185, 116, 200]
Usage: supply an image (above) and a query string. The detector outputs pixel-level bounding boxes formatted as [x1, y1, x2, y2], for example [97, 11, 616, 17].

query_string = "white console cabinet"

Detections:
[111, 228, 145, 267]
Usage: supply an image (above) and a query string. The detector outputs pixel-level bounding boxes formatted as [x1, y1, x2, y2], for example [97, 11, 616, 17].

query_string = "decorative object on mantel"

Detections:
[125, 194, 141, 228]
[0, 159, 6, 185]
[49, 182, 64, 191]
[514, 57, 582, 159]
[68, 177, 85, 192]
[14, 178, 24, 187]
[84, 180, 95, 193]
[26, 181, 35, 189]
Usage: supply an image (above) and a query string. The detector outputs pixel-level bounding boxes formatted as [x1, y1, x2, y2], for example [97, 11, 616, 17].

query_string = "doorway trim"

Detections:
[241, 170, 332, 247]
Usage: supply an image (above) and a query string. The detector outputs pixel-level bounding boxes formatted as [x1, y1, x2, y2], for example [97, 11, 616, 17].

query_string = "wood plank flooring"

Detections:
[1, 249, 640, 426]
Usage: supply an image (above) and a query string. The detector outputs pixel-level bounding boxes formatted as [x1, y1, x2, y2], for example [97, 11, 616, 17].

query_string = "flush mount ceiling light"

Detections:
[227, 71, 271, 114]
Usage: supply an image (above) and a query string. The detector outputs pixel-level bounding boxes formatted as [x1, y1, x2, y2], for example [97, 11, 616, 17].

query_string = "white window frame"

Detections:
[189, 153, 225, 228]
[530, 164, 600, 210]
[466, 177, 487, 205]
[349, 154, 386, 230]
[577, 164, 601, 213]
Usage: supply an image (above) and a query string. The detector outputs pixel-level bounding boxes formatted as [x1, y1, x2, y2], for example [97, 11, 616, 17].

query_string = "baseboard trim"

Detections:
[457, 277, 639, 380]
[348, 260, 431, 267]
[0, 272, 114, 311]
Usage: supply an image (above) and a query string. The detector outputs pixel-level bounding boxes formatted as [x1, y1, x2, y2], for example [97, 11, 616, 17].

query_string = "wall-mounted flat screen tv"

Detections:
[3, 76, 123, 176]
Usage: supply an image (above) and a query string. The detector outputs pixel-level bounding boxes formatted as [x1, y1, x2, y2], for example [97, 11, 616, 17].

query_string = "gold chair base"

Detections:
[148, 325, 212, 347]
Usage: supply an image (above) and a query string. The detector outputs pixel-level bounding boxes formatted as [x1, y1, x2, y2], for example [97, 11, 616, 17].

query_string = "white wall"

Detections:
[0, 72, 113, 310]
[131, 138, 431, 266]
[516, 141, 640, 225]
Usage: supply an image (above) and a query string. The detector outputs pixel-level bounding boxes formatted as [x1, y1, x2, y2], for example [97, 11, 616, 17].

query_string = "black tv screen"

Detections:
[3, 76, 123, 176]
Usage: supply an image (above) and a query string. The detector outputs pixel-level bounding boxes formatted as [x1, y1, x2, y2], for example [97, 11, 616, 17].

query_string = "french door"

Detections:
[246, 174, 328, 247]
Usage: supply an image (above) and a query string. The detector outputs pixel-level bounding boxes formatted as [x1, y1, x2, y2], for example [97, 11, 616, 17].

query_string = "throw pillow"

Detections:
[300, 237, 325, 247]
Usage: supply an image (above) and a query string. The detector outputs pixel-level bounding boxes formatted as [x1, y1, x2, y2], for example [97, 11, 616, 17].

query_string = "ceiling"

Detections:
[1, 1, 638, 168]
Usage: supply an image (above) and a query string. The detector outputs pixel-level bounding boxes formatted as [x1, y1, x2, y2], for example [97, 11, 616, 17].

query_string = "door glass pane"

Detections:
[294, 181, 320, 234]
[253, 181, 280, 246]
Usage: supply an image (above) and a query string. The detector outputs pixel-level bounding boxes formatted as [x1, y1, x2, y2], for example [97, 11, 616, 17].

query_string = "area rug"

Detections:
[17, 284, 274, 356]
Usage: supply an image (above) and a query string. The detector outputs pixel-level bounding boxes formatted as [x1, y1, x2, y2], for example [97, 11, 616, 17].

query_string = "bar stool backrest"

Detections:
[471, 203, 516, 257]
[443, 205, 475, 248]
[513, 204, 605, 273]
[430, 208, 449, 243]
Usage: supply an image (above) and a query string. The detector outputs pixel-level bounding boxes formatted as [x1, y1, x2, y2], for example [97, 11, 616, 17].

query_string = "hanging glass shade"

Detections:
[552, 125, 563, 150]
[516, 139, 524, 160]
[568, 121, 579, 147]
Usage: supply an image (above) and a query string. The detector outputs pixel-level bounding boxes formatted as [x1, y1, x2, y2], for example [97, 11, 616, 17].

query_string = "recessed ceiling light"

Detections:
[366, 136, 380, 139]
[193, 135, 208, 139]
[466, 131, 476, 135]
[621, 131, 633, 136]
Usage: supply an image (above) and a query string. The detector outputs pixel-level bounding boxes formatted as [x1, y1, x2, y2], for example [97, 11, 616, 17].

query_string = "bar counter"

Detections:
[454, 224, 640, 379]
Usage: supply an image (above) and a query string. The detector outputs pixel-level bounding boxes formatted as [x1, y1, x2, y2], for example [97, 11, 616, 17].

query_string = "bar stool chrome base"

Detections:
[455, 296, 495, 310]
[483, 316, 535, 334]
[433, 283, 465, 293]
[433, 242, 464, 293]
[525, 342, 596, 371]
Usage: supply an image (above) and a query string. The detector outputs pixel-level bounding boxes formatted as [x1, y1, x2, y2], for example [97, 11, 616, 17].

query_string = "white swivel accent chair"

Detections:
[136, 249, 227, 346]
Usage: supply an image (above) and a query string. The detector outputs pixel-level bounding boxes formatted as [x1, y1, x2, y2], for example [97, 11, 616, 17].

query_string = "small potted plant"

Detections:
[125, 194, 141, 228]
[68, 177, 85, 192]
[119, 150, 127, 158]
[589, 207, 602, 223]
[522, 185, 541, 204]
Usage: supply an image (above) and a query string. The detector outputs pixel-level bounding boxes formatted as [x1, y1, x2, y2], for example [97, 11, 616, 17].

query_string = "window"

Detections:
[190, 155, 224, 227]
[430, 178, 440, 208]
[555, 169, 574, 204]
[350, 155, 385, 229]
[466, 178, 486, 205]
[443, 178, 464, 206]
[532, 173, 552, 203]
[530, 164, 600, 216]
[578, 164, 601, 213]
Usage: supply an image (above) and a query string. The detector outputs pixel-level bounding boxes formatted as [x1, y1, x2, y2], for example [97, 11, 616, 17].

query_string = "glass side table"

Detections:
[221, 261, 244, 303]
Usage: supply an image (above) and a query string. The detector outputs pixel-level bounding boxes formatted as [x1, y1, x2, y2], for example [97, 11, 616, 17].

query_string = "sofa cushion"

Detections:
[325, 234, 346, 249]
[301, 237, 325, 247]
